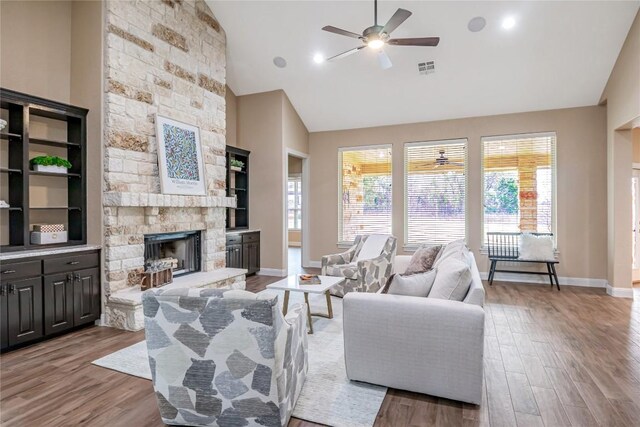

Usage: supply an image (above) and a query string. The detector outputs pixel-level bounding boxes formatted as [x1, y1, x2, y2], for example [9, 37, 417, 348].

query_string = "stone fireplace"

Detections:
[102, 0, 246, 331]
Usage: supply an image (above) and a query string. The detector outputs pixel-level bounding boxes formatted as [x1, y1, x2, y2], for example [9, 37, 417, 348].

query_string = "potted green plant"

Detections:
[30, 155, 72, 174]
[230, 158, 244, 172]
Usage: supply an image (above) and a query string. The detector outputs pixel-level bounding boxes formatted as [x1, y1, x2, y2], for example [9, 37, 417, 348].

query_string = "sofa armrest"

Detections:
[343, 292, 485, 404]
[321, 247, 356, 271]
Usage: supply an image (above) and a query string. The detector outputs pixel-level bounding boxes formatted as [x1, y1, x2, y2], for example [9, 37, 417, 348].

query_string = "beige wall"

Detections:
[634, 128, 640, 164]
[225, 85, 237, 147]
[288, 156, 302, 174]
[0, 1, 73, 102]
[0, 0, 102, 245]
[601, 11, 640, 291]
[288, 230, 301, 246]
[283, 93, 309, 154]
[237, 91, 285, 270]
[309, 106, 608, 280]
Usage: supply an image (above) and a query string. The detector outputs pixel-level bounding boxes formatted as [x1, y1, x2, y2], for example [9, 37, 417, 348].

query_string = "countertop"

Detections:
[0, 244, 102, 261]
[226, 229, 260, 235]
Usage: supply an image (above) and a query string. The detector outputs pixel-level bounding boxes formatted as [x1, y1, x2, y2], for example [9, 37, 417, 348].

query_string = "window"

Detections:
[404, 139, 467, 245]
[288, 175, 302, 230]
[339, 145, 392, 243]
[482, 132, 556, 243]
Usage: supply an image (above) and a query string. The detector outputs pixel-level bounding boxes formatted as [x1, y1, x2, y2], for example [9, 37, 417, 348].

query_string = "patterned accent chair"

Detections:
[142, 287, 308, 427]
[321, 234, 397, 297]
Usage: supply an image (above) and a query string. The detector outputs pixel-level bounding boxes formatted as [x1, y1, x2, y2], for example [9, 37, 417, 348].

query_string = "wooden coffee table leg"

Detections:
[282, 290, 290, 316]
[304, 292, 313, 334]
[325, 290, 333, 319]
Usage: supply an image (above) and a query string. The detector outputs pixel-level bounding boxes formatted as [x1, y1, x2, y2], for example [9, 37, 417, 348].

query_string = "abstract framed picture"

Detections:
[155, 115, 207, 196]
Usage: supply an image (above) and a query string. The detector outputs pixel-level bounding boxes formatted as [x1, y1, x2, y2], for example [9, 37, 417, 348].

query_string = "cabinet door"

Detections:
[243, 242, 260, 275]
[226, 244, 243, 268]
[0, 284, 8, 349]
[44, 273, 74, 335]
[7, 277, 43, 346]
[73, 268, 100, 326]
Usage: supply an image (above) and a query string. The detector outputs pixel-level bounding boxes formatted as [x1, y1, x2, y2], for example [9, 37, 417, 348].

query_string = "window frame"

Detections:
[337, 144, 393, 245]
[287, 174, 302, 230]
[403, 138, 469, 249]
[480, 131, 558, 250]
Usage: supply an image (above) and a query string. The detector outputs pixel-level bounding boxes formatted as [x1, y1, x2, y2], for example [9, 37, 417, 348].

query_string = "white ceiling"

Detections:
[208, 1, 639, 132]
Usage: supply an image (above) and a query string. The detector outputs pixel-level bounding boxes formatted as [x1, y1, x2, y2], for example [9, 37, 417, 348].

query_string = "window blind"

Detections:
[339, 146, 392, 243]
[481, 132, 556, 242]
[405, 139, 467, 245]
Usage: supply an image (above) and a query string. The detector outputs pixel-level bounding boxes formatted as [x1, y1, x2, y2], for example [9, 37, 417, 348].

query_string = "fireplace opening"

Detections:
[144, 231, 202, 277]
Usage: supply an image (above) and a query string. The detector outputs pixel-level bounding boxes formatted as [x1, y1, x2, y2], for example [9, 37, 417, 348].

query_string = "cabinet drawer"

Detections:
[226, 234, 242, 245]
[242, 232, 260, 243]
[43, 252, 99, 274]
[0, 260, 41, 280]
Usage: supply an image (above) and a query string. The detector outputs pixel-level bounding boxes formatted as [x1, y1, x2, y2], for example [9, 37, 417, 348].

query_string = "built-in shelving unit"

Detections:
[225, 146, 250, 230]
[0, 88, 88, 252]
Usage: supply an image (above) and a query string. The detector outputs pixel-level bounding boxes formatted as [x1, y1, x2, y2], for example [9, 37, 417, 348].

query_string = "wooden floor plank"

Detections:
[1, 280, 637, 427]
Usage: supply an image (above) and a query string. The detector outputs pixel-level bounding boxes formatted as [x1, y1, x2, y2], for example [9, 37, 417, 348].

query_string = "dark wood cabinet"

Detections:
[226, 231, 260, 275]
[73, 267, 100, 326]
[0, 249, 101, 352]
[6, 277, 43, 346]
[44, 273, 74, 335]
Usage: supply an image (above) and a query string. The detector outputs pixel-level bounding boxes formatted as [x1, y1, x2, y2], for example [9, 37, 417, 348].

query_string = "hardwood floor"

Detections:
[1, 278, 639, 427]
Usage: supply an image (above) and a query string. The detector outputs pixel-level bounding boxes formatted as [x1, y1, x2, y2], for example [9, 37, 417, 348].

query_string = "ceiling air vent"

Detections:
[418, 61, 435, 76]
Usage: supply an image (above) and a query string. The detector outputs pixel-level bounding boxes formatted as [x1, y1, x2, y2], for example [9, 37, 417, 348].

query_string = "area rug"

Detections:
[92, 290, 387, 427]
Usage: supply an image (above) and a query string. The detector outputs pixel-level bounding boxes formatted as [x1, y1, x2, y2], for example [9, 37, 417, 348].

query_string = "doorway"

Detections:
[285, 150, 309, 275]
[633, 127, 640, 284]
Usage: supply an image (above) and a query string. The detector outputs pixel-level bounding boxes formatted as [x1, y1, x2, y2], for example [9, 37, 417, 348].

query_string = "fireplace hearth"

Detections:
[144, 231, 201, 277]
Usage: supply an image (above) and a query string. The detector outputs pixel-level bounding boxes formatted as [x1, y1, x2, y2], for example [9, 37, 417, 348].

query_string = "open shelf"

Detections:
[29, 137, 81, 148]
[0, 207, 23, 212]
[226, 146, 250, 230]
[29, 171, 82, 178]
[0, 132, 22, 140]
[229, 187, 246, 191]
[0, 168, 22, 174]
[30, 207, 81, 211]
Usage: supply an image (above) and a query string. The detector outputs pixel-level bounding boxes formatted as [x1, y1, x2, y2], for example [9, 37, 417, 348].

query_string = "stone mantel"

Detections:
[103, 192, 236, 208]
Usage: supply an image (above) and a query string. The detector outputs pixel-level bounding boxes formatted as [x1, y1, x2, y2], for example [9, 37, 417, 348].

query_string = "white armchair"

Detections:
[142, 287, 308, 426]
[321, 234, 397, 297]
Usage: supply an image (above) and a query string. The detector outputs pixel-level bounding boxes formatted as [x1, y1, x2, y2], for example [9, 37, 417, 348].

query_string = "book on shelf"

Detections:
[298, 274, 321, 285]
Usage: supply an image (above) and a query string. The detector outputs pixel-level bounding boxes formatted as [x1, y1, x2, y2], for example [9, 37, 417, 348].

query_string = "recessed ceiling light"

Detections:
[313, 53, 324, 64]
[502, 16, 516, 30]
[468, 17, 486, 32]
[273, 56, 287, 68]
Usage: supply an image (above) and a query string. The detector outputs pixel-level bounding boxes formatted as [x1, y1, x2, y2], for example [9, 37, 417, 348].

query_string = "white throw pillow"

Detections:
[519, 234, 554, 261]
[433, 239, 469, 269]
[428, 258, 472, 301]
[387, 269, 437, 297]
[355, 234, 389, 261]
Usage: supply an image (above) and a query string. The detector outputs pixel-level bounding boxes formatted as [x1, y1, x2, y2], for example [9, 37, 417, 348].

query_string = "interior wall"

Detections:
[601, 10, 640, 292]
[0, 1, 72, 102]
[225, 85, 237, 147]
[282, 92, 309, 154]
[237, 90, 285, 270]
[309, 106, 608, 281]
[634, 128, 640, 163]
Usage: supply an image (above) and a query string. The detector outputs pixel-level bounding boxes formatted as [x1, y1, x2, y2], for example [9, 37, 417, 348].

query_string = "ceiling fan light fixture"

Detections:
[313, 53, 325, 64]
[367, 38, 385, 49]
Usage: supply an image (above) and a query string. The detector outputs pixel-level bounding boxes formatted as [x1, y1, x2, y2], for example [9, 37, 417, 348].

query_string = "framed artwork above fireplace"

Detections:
[156, 115, 206, 196]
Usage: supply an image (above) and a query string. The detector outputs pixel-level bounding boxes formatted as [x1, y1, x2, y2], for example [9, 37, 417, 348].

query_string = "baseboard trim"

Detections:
[606, 284, 635, 299]
[480, 271, 608, 288]
[308, 260, 322, 268]
[257, 268, 287, 277]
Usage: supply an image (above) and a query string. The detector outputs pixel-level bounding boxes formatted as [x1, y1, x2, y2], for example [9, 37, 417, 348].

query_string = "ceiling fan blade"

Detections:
[326, 46, 365, 61]
[381, 8, 412, 35]
[377, 50, 392, 70]
[388, 37, 440, 46]
[322, 25, 362, 39]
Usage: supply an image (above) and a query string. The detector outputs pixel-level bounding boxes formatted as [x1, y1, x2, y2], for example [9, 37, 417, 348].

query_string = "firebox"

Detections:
[144, 231, 202, 277]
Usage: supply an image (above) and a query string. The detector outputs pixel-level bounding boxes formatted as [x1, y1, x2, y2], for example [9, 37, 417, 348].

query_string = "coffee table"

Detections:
[266, 275, 344, 334]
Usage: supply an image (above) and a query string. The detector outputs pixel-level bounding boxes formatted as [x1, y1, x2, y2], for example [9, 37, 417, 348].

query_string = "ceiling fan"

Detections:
[322, 0, 440, 70]
[435, 150, 464, 167]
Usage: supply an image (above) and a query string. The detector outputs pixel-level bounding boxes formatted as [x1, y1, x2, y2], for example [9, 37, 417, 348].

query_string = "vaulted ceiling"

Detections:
[208, 1, 639, 132]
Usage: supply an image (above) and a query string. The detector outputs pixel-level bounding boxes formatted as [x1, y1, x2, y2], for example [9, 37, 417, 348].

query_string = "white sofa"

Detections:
[342, 251, 485, 404]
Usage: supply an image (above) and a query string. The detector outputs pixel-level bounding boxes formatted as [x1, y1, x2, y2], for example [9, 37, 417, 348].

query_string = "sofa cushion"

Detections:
[355, 234, 390, 261]
[433, 239, 470, 269]
[519, 233, 554, 261]
[387, 269, 437, 297]
[403, 244, 442, 275]
[428, 258, 472, 301]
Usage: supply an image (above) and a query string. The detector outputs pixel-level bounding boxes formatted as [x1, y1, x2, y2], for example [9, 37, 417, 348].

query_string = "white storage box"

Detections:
[33, 165, 68, 174]
[31, 231, 68, 245]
